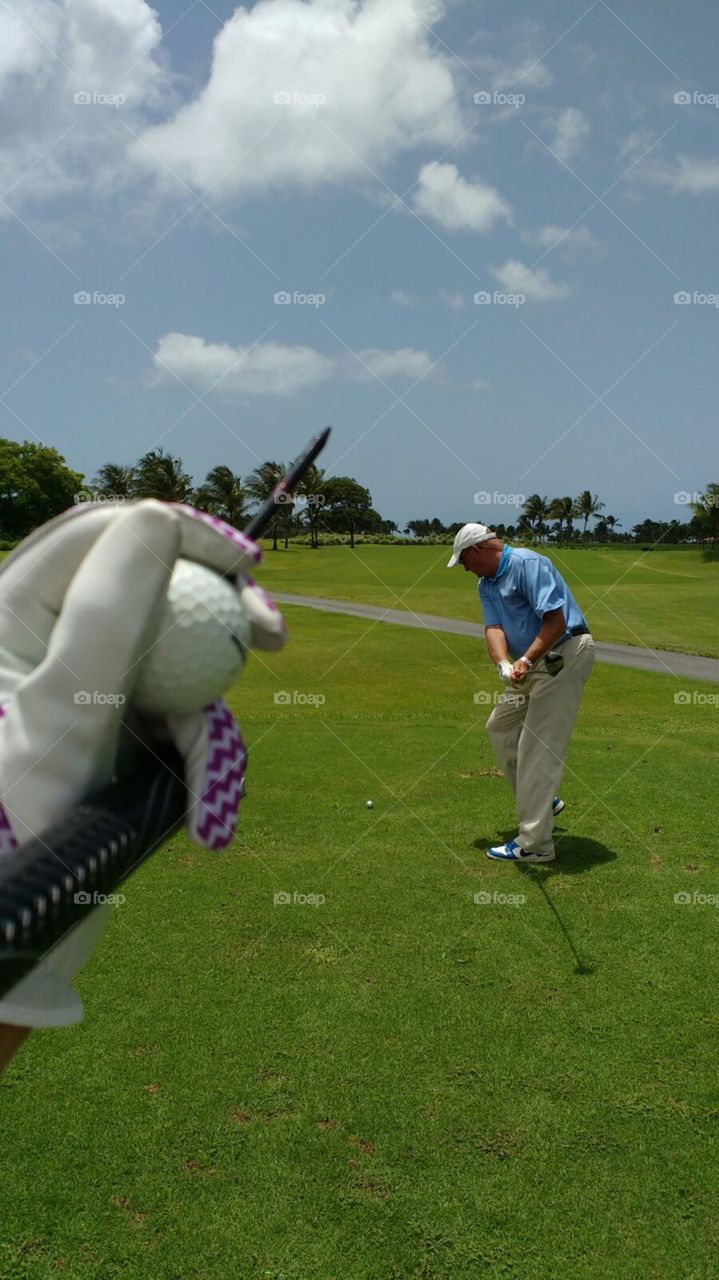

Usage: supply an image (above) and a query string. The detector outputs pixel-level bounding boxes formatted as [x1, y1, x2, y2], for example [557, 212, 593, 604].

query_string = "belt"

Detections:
[556, 625, 591, 646]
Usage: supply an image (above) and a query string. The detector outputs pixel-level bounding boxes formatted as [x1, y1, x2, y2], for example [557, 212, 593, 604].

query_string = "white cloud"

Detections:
[618, 129, 655, 166]
[136, 0, 462, 201]
[548, 107, 589, 163]
[0, 0, 463, 215]
[351, 347, 434, 381]
[522, 224, 599, 254]
[642, 154, 719, 194]
[619, 133, 719, 196]
[390, 289, 417, 306]
[438, 288, 465, 309]
[0, 0, 169, 210]
[153, 333, 436, 395]
[412, 161, 512, 233]
[491, 259, 570, 301]
[154, 333, 335, 397]
[468, 21, 553, 90]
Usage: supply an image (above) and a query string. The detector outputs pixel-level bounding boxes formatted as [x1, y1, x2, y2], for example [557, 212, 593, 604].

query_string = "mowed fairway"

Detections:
[2, 602, 718, 1280]
[257, 543, 719, 659]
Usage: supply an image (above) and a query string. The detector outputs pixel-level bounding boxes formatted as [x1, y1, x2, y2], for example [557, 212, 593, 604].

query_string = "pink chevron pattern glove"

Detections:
[0, 703, 18, 856]
[168, 504, 262, 565]
[166, 700, 247, 850]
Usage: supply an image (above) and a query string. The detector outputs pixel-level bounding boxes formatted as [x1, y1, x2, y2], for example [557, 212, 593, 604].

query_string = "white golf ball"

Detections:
[132, 558, 251, 715]
[366, 800, 374, 809]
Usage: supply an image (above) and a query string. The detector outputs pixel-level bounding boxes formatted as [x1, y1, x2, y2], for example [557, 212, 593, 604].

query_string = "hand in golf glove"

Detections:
[0, 499, 286, 853]
[0, 500, 285, 1027]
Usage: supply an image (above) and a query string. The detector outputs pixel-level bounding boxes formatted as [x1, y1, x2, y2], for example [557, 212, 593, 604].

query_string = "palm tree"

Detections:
[515, 514, 533, 543]
[246, 460, 287, 550]
[92, 462, 136, 499]
[194, 466, 250, 527]
[522, 494, 551, 542]
[689, 484, 719, 548]
[297, 463, 327, 549]
[574, 490, 605, 537]
[548, 496, 575, 543]
[134, 449, 194, 502]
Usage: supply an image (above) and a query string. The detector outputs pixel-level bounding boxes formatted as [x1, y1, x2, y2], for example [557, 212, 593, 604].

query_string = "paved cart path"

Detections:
[272, 592, 719, 684]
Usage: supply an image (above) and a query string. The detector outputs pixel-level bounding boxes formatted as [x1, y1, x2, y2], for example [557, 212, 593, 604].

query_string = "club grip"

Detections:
[0, 748, 185, 996]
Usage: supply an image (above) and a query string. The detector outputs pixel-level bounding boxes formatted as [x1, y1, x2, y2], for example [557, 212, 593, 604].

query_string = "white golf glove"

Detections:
[497, 660, 513, 683]
[0, 500, 286, 1026]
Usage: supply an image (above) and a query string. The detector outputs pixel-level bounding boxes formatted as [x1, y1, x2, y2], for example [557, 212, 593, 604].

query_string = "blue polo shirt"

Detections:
[479, 545, 588, 658]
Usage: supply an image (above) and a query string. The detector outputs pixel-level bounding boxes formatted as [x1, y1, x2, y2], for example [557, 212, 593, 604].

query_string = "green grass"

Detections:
[1, 606, 718, 1279]
[255, 543, 719, 659]
[3, 539, 716, 656]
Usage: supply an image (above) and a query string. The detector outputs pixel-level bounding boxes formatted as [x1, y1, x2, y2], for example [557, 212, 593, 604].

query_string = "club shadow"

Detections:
[471, 833, 619, 975]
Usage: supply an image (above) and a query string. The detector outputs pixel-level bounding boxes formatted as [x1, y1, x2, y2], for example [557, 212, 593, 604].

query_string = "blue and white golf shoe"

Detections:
[486, 839, 555, 863]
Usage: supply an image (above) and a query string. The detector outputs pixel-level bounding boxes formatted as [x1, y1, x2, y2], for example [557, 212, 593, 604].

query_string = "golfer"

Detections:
[448, 523, 594, 863]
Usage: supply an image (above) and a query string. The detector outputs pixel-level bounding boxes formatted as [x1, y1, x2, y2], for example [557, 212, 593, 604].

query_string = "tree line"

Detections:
[0, 439, 394, 549]
[406, 489, 719, 547]
[1, 437, 716, 549]
[90, 451, 396, 550]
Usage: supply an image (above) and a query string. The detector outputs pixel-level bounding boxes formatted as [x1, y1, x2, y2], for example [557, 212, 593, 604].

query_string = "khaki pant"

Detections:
[485, 635, 595, 855]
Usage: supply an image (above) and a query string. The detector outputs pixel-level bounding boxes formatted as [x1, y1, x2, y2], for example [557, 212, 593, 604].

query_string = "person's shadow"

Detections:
[471, 828, 618, 974]
[472, 829, 616, 876]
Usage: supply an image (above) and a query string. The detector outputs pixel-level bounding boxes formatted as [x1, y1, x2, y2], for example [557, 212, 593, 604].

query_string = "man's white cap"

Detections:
[447, 522, 495, 568]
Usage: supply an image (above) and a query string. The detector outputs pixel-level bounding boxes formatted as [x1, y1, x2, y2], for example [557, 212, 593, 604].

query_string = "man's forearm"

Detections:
[521, 609, 566, 665]
[485, 625, 510, 665]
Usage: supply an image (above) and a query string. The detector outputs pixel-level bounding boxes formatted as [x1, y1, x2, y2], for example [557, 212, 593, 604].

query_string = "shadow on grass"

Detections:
[472, 830, 617, 876]
[471, 832, 618, 976]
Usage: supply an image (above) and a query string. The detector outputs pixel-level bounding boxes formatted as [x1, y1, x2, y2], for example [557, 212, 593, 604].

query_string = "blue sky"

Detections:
[1, 0, 717, 532]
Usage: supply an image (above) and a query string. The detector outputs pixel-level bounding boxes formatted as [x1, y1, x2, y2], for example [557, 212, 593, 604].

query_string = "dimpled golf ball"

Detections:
[132, 558, 251, 715]
[366, 800, 374, 809]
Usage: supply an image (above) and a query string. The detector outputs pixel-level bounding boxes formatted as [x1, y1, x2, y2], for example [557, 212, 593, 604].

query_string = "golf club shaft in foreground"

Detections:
[244, 426, 331, 539]
[0, 426, 332, 994]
